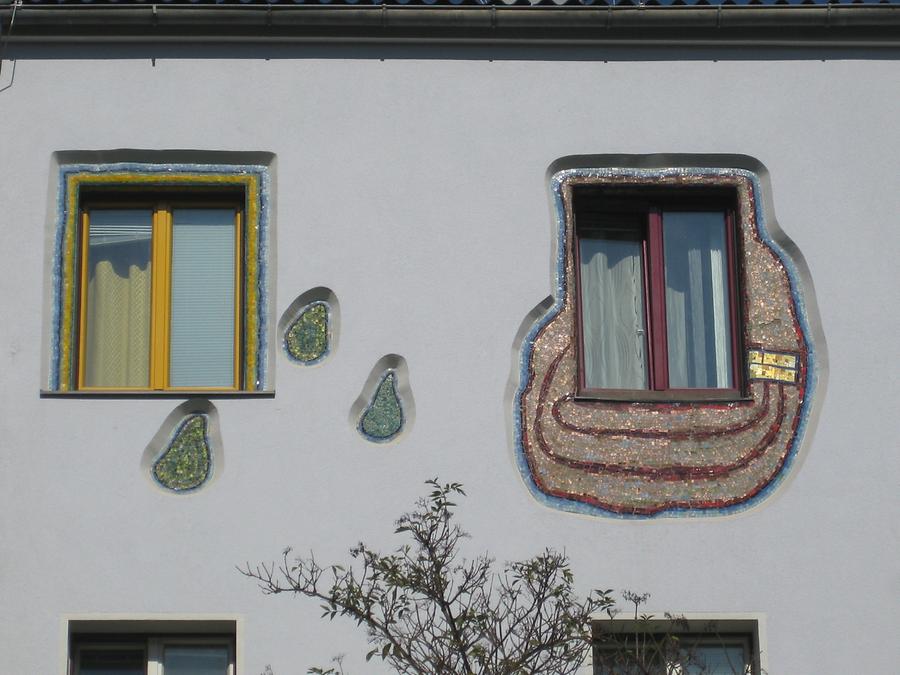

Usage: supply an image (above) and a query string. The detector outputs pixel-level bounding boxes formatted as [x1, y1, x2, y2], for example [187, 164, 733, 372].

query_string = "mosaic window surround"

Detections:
[514, 167, 819, 518]
[47, 162, 271, 392]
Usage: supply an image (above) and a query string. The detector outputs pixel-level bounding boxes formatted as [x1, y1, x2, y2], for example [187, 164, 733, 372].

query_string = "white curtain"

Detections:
[82, 210, 152, 388]
[663, 212, 732, 389]
[579, 237, 648, 389]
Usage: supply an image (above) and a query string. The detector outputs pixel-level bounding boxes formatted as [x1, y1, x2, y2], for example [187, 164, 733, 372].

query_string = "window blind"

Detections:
[169, 209, 236, 388]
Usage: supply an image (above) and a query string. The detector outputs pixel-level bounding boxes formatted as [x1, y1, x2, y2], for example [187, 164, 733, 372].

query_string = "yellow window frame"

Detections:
[76, 202, 244, 392]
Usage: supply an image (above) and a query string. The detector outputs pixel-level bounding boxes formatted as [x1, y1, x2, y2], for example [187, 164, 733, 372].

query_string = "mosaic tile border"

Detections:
[49, 162, 271, 391]
[513, 167, 819, 519]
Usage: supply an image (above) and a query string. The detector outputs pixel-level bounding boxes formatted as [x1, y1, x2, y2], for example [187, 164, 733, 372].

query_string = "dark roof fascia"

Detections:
[2, 5, 899, 47]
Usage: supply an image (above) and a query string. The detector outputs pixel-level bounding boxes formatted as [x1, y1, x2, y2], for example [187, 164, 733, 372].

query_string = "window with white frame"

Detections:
[69, 621, 236, 675]
[592, 617, 761, 675]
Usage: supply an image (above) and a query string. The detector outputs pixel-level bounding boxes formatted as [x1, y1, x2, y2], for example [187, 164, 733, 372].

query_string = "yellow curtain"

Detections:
[83, 259, 151, 387]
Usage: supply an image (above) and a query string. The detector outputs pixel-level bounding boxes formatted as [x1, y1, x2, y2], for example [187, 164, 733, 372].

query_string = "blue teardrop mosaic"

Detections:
[359, 372, 404, 442]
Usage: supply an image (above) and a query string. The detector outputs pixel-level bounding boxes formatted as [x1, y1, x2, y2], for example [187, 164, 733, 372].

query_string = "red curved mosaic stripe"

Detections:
[533, 346, 787, 480]
[548, 346, 774, 440]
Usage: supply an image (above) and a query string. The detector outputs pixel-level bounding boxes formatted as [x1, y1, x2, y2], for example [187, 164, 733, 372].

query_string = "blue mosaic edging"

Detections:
[512, 166, 819, 519]
[49, 162, 272, 391]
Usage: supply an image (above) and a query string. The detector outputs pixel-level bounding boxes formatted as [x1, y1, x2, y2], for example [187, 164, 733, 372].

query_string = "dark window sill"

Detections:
[575, 388, 750, 403]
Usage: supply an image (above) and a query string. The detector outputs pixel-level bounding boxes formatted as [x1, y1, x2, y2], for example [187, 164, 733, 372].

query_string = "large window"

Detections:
[72, 636, 235, 675]
[78, 199, 242, 391]
[48, 164, 270, 394]
[574, 186, 742, 399]
[592, 617, 760, 675]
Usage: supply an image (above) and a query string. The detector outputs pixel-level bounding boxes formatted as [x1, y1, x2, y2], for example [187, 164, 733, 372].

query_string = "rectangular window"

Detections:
[592, 618, 760, 675]
[77, 198, 243, 391]
[575, 187, 741, 399]
[72, 636, 235, 675]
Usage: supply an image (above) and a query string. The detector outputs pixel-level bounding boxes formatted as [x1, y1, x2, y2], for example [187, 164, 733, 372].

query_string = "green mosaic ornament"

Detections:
[285, 302, 329, 363]
[152, 415, 211, 491]
[360, 372, 403, 441]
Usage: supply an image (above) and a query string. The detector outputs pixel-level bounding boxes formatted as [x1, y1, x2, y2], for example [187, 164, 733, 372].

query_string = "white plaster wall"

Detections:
[0, 49, 898, 675]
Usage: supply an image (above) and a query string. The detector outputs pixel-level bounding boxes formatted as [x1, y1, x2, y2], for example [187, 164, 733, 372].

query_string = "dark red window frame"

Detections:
[573, 187, 744, 402]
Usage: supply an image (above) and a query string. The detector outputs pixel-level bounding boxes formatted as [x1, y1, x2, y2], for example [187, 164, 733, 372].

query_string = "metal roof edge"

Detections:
[2, 5, 899, 46]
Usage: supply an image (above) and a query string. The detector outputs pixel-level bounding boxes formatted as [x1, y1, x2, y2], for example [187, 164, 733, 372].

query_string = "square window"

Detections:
[48, 164, 271, 393]
[574, 186, 742, 400]
[592, 617, 761, 675]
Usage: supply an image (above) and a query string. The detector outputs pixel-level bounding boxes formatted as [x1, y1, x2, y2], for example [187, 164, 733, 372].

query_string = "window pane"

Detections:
[663, 212, 733, 389]
[580, 234, 648, 390]
[169, 209, 236, 388]
[682, 644, 749, 674]
[162, 645, 230, 675]
[78, 648, 145, 675]
[82, 209, 153, 388]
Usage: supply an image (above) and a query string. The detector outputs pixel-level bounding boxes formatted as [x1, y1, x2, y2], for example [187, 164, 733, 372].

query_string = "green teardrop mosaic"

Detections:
[360, 372, 403, 441]
[285, 302, 329, 363]
[152, 415, 211, 491]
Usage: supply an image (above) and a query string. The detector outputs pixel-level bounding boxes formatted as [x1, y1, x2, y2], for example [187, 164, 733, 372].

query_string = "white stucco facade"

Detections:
[1, 43, 898, 674]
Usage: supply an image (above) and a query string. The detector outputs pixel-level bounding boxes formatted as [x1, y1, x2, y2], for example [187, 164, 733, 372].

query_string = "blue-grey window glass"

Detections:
[683, 644, 748, 674]
[162, 645, 230, 675]
[169, 209, 236, 388]
[663, 212, 733, 389]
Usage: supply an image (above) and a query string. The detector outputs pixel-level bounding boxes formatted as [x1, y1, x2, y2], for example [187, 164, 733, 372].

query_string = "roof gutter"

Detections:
[1, 5, 898, 48]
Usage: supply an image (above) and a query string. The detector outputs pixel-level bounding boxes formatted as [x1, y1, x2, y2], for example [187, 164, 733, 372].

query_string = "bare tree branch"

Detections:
[239, 479, 613, 675]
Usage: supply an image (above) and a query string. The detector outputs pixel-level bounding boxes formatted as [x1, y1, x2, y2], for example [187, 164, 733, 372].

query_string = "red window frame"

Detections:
[573, 188, 744, 401]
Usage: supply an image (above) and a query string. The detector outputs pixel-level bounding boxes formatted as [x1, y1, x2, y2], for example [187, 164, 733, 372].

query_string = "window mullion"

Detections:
[646, 209, 669, 391]
[76, 209, 90, 391]
[149, 206, 172, 390]
[161, 206, 173, 390]
[233, 209, 242, 390]
[147, 638, 162, 675]
[725, 210, 743, 395]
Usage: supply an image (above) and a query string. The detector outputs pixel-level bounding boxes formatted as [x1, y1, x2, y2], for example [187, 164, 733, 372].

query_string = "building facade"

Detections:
[1, 3, 898, 673]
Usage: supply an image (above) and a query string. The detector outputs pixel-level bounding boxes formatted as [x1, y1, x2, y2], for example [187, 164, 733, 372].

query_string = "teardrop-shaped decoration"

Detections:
[285, 301, 330, 364]
[152, 414, 211, 491]
[359, 372, 404, 441]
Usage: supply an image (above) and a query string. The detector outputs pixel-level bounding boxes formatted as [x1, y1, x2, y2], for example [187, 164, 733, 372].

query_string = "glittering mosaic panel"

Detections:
[152, 414, 211, 492]
[48, 163, 271, 391]
[514, 168, 818, 518]
[284, 301, 330, 364]
[359, 371, 404, 442]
